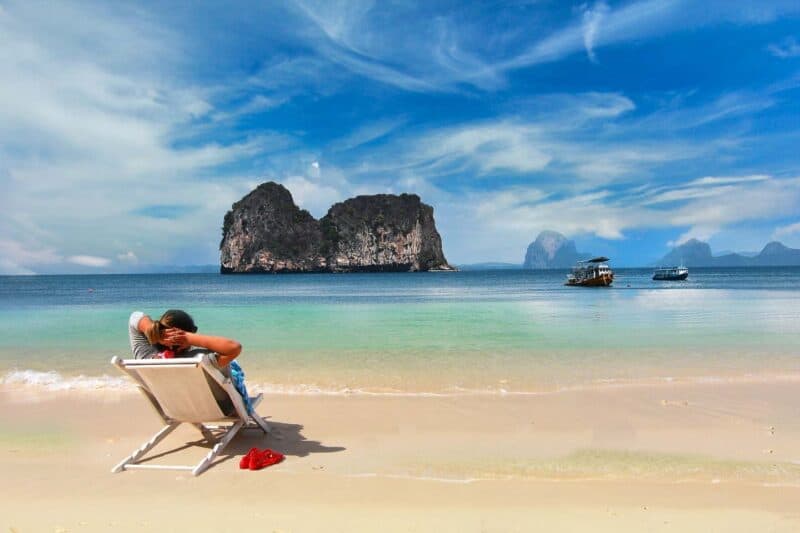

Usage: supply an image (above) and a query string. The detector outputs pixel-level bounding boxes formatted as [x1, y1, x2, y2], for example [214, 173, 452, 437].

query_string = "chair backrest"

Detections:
[112, 355, 245, 423]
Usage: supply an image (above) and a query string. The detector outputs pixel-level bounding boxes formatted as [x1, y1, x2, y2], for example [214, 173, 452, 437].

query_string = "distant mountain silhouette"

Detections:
[756, 241, 800, 266]
[657, 239, 800, 267]
[523, 231, 591, 269]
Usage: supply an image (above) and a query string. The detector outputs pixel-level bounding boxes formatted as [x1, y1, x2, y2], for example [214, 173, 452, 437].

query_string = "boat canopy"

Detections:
[583, 256, 609, 263]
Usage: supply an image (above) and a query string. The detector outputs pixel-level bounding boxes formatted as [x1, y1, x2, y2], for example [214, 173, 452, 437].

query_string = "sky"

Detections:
[2, 0, 800, 273]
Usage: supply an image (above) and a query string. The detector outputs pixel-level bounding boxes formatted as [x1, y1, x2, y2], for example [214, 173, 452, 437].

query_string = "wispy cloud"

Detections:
[174, 0, 800, 100]
[0, 0, 279, 273]
[500, 0, 800, 75]
[767, 36, 800, 58]
[67, 255, 111, 268]
[773, 220, 800, 239]
[688, 175, 771, 186]
[449, 174, 800, 260]
[329, 118, 407, 152]
[343, 91, 722, 186]
[582, 1, 610, 63]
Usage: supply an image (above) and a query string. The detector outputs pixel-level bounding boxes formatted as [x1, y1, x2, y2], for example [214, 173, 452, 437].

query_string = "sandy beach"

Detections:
[2, 379, 800, 532]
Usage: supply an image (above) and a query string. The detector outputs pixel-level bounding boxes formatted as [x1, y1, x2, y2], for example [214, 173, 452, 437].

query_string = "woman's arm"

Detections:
[129, 312, 159, 360]
[158, 327, 243, 367]
[184, 332, 242, 367]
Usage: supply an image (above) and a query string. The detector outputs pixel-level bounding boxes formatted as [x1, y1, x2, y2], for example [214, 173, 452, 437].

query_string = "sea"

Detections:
[1, 268, 798, 395]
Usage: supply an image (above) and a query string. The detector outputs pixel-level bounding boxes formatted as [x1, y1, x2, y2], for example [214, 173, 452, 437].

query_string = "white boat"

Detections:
[652, 265, 688, 281]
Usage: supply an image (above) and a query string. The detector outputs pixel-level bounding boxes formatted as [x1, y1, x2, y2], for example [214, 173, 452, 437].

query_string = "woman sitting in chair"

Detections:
[128, 309, 241, 367]
[128, 309, 252, 413]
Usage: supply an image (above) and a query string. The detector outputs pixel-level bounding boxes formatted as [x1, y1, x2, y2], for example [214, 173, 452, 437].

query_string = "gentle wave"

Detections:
[3, 369, 800, 396]
[0, 369, 135, 392]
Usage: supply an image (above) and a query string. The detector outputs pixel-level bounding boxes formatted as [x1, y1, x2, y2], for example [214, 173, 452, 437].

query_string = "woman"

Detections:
[128, 309, 241, 367]
[128, 309, 252, 413]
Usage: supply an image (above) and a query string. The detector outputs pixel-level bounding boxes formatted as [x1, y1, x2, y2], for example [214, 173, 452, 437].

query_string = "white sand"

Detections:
[2, 380, 800, 531]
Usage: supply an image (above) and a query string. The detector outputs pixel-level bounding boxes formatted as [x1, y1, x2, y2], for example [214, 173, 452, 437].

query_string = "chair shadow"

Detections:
[230, 421, 347, 457]
[139, 419, 346, 472]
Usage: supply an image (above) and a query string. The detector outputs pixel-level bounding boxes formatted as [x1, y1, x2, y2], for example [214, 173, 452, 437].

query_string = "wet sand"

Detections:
[2, 379, 800, 532]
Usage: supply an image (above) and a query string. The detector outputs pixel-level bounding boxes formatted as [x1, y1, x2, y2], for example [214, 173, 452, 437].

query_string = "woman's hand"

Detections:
[160, 328, 190, 351]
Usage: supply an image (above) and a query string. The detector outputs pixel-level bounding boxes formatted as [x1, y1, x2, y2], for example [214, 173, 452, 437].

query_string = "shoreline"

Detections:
[4, 367, 800, 397]
[3, 378, 800, 530]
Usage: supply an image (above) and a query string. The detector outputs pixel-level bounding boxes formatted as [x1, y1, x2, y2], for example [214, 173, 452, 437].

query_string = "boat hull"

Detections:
[565, 273, 614, 287]
[652, 272, 688, 281]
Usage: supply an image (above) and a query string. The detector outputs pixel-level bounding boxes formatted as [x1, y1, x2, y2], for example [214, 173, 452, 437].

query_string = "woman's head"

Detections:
[145, 309, 197, 352]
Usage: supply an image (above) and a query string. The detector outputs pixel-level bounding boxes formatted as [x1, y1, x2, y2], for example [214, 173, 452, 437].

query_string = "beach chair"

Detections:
[110, 353, 270, 476]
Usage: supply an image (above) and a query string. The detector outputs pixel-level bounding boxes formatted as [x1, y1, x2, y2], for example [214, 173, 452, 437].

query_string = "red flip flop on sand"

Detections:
[239, 447, 284, 470]
[239, 448, 257, 469]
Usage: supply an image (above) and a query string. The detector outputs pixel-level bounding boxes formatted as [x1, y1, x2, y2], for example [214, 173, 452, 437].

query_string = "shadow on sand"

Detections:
[139, 419, 346, 472]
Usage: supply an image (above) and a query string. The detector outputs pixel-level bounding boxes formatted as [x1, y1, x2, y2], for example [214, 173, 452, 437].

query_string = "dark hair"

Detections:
[160, 309, 198, 333]
[145, 309, 198, 346]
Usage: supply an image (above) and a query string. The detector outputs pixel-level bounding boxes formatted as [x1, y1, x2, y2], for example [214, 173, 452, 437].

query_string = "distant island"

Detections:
[656, 239, 800, 267]
[219, 182, 454, 273]
[523, 230, 591, 269]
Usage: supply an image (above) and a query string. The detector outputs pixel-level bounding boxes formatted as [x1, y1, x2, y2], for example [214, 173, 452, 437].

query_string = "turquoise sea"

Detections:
[0, 268, 798, 394]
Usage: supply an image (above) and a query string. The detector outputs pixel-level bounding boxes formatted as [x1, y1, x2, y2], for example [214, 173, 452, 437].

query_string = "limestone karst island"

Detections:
[219, 182, 454, 273]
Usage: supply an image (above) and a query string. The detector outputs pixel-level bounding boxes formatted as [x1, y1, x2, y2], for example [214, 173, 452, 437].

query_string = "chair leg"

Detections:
[112, 422, 180, 473]
[250, 412, 271, 434]
[192, 420, 245, 476]
[192, 423, 217, 443]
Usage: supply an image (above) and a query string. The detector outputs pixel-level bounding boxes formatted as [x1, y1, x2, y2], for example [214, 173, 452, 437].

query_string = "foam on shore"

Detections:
[0, 369, 134, 392]
[3, 368, 800, 397]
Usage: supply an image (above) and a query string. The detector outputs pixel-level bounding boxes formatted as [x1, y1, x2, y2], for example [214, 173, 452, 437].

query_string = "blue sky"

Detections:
[1, 0, 800, 272]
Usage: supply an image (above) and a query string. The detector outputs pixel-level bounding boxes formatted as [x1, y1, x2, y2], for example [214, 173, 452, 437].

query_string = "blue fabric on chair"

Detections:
[229, 360, 253, 414]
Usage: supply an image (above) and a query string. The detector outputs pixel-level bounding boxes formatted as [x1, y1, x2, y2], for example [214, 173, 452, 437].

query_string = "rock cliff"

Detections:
[220, 182, 326, 273]
[220, 182, 453, 273]
[321, 194, 450, 272]
[523, 230, 590, 269]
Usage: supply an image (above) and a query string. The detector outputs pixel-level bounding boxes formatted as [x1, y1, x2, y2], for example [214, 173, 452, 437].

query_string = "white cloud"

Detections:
[688, 174, 771, 186]
[280, 176, 346, 218]
[582, 1, 610, 63]
[285, 1, 508, 92]
[772, 221, 800, 239]
[211, 95, 285, 123]
[348, 92, 706, 185]
[67, 255, 111, 268]
[767, 36, 800, 58]
[428, 123, 552, 175]
[0, 238, 63, 274]
[0, 1, 285, 272]
[667, 226, 719, 247]
[117, 251, 138, 263]
[639, 176, 771, 206]
[424, 174, 800, 263]
[309, 161, 321, 179]
[503, 0, 680, 70]
[329, 118, 407, 152]
[631, 92, 777, 135]
[501, 0, 800, 74]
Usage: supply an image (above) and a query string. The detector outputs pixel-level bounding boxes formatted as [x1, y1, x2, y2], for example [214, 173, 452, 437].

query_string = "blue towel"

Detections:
[229, 360, 253, 414]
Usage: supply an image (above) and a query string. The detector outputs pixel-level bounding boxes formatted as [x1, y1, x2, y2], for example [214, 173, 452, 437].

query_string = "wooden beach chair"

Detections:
[110, 354, 270, 476]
